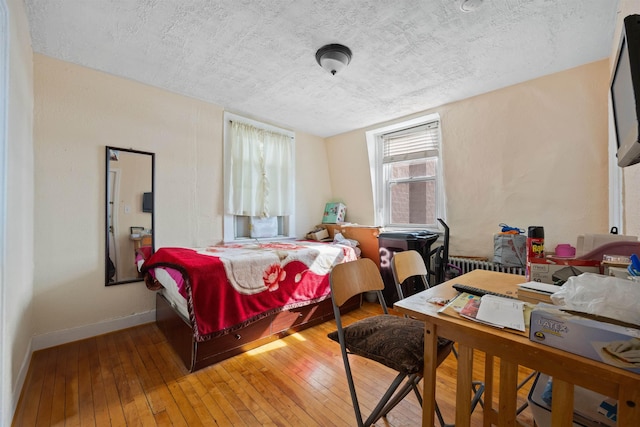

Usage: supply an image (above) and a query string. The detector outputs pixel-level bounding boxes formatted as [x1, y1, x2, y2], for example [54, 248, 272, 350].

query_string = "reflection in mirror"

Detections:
[105, 146, 155, 285]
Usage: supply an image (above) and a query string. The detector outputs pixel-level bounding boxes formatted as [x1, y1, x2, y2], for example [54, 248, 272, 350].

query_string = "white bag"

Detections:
[550, 273, 640, 325]
[250, 216, 278, 238]
[493, 234, 526, 267]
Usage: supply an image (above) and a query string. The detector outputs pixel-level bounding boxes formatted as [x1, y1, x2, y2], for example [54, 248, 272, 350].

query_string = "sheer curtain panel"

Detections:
[227, 121, 292, 217]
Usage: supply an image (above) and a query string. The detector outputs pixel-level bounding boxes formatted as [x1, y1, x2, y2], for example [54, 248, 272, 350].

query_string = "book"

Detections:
[517, 281, 560, 304]
[438, 292, 480, 316]
[439, 291, 532, 334]
[459, 298, 481, 319]
[517, 281, 561, 294]
[517, 288, 553, 304]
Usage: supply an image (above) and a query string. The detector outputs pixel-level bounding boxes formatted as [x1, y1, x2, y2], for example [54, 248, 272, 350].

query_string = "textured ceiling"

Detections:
[24, 0, 620, 137]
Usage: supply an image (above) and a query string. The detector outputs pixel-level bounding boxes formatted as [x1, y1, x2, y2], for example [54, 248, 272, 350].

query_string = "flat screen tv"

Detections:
[142, 192, 153, 213]
[611, 14, 640, 167]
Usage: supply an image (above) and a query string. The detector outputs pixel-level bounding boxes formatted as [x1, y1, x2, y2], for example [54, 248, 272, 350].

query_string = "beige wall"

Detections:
[32, 54, 333, 338]
[327, 60, 610, 258]
[294, 131, 335, 232]
[12, 2, 635, 423]
[3, 0, 34, 424]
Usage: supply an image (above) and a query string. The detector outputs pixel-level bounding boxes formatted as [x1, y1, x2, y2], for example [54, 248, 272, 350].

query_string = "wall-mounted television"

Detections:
[611, 14, 640, 167]
[142, 192, 153, 213]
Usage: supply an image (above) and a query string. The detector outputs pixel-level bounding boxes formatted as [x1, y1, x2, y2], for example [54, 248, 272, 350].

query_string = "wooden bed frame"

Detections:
[155, 291, 361, 372]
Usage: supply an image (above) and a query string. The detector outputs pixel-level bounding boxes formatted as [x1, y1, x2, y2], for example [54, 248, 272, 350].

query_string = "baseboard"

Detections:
[31, 309, 156, 351]
[10, 340, 32, 424]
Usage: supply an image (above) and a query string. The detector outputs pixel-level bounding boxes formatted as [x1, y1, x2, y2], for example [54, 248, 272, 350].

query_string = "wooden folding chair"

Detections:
[391, 250, 485, 426]
[328, 258, 453, 427]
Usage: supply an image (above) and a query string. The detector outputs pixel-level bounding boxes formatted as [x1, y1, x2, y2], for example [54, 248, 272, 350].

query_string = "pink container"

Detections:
[554, 244, 576, 258]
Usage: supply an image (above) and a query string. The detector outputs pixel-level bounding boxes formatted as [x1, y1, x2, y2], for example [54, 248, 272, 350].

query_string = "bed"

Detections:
[141, 240, 361, 371]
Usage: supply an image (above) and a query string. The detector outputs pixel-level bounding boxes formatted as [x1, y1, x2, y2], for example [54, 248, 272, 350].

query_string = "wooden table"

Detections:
[393, 270, 640, 427]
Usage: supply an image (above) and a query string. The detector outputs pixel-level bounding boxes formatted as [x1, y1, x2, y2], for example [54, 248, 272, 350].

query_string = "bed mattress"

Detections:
[143, 241, 357, 341]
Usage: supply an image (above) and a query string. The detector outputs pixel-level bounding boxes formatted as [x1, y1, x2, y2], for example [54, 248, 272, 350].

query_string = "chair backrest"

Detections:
[330, 258, 385, 308]
[391, 250, 431, 300]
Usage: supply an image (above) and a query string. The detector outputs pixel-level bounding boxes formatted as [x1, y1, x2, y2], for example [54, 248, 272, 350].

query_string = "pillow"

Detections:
[328, 314, 452, 374]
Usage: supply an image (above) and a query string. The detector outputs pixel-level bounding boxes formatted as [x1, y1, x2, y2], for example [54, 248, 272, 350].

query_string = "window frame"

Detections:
[223, 112, 296, 242]
[365, 113, 445, 230]
[0, 1, 6, 421]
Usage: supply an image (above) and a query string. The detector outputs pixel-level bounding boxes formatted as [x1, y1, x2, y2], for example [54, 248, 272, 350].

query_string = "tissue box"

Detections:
[322, 203, 346, 224]
[529, 303, 640, 374]
[306, 228, 329, 241]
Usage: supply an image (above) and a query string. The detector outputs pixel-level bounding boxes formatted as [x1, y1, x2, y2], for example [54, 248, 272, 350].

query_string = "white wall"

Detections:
[326, 60, 610, 258]
[3, 0, 34, 425]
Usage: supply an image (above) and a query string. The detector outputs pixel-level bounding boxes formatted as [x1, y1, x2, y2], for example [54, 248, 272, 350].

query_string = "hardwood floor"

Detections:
[13, 303, 536, 426]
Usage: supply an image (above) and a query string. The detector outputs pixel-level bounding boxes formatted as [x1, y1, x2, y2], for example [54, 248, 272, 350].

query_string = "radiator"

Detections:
[448, 256, 525, 276]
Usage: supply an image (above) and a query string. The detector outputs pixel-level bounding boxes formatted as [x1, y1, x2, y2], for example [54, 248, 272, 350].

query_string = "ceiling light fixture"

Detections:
[459, 0, 484, 12]
[315, 44, 352, 75]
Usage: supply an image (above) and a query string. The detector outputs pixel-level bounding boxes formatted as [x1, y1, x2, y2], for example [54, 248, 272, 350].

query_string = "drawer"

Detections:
[195, 315, 273, 360]
[272, 298, 335, 333]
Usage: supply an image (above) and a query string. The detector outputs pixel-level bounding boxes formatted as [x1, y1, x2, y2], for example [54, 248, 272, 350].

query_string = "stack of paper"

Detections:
[475, 295, 526, 331]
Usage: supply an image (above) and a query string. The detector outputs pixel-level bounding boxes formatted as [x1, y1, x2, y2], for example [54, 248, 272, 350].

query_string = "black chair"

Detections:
[327, 258, 453, 427]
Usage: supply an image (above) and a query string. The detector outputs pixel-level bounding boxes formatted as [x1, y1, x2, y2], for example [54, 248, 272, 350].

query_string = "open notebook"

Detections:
[440, 292, 534, 334]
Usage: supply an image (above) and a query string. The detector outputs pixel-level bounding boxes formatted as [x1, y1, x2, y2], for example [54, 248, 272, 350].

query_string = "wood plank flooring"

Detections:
[12, 303, 536, 426]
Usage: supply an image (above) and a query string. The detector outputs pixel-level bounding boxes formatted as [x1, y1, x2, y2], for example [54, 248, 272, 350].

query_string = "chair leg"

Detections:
[341, 353, 449, 427]
[376, 375, 420, 421]
[377, 374, 454, 427]
[363, 373, 408, 427]
[434, 402, 453, 427]
[516, 371, 537, 414]
[410, 381, 453, 427]
[471, 380, 485, 411]
[340, 349, 367, 427]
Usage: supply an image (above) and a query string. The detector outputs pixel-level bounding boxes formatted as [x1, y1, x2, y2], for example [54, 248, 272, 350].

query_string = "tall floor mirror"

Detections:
[105, 146, 155, 285]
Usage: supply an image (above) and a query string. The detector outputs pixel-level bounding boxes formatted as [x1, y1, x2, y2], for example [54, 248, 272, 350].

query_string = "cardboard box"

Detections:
[605, 266, 630, 279]
[528, 372, 617, 427]
[529, 303, 640, 374]
[322, 203, 346, 224]
[529, 258, 601, 284]
[306, 228, 329, 241]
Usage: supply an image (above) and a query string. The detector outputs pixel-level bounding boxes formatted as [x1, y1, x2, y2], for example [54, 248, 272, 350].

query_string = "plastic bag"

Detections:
[493, 234, 526, 267]
[550, 273, 640, 325]
[333, 232, 361, 257]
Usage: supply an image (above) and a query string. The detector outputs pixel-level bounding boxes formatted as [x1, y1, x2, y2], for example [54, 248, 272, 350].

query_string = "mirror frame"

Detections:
[105, 146, 155, 286]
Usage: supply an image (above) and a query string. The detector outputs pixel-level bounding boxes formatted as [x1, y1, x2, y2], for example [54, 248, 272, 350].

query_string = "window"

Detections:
[366, 114, 445, 229]
[223, 113, 295, 242]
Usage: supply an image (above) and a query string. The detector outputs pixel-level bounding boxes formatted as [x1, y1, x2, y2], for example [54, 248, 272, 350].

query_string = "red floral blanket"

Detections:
[142, 242, 357, 341]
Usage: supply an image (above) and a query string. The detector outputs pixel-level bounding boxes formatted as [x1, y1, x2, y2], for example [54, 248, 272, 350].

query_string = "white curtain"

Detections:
[227, 121, 292, 217]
